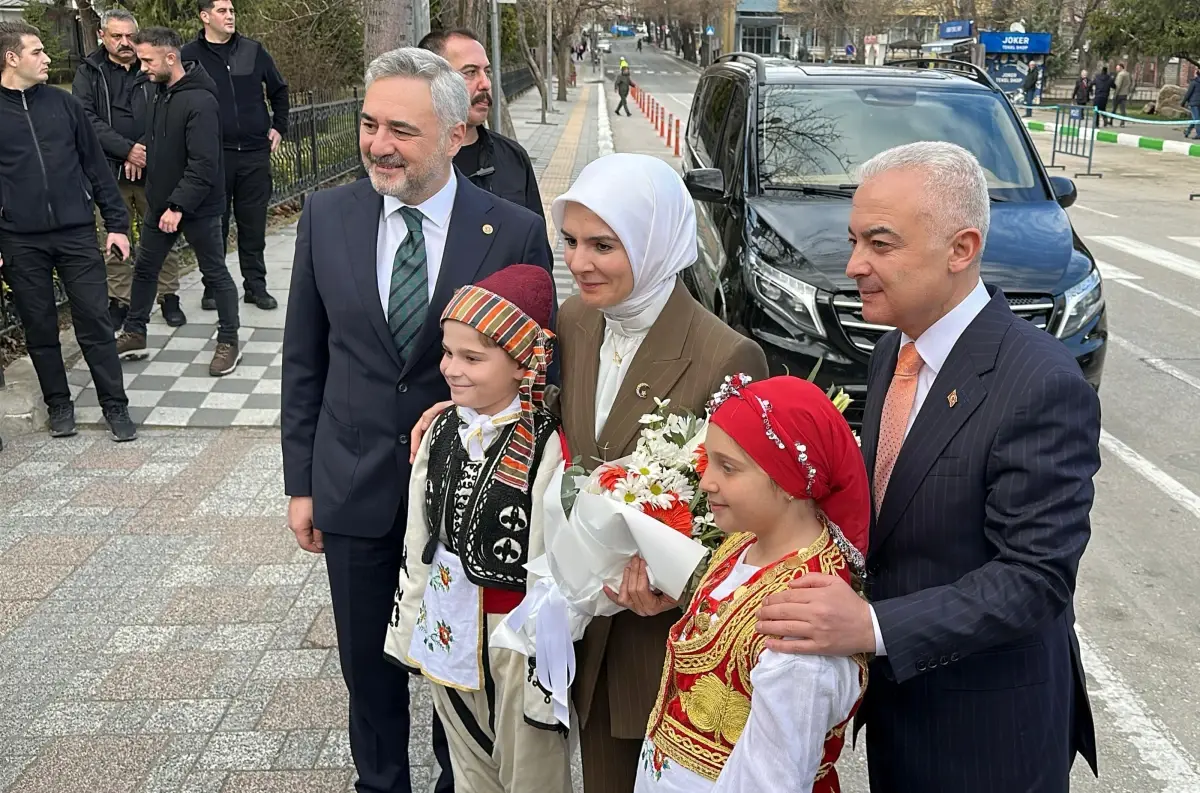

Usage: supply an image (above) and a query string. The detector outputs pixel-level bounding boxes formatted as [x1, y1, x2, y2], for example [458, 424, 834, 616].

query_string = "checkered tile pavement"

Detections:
[71, 324, 285, 428]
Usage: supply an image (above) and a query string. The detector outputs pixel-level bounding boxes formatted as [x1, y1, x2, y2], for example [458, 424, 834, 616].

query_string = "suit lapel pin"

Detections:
[635, 382, 650, 399]
[482, 223, 494, 235]
[947, 389, 958, 408]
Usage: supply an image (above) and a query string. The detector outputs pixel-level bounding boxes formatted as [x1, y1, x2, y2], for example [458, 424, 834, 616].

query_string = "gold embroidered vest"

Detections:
[645, 528, 868, 788]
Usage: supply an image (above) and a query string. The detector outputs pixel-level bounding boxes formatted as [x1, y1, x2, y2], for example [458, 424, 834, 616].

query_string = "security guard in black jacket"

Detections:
[181, 0, 289, 311]
[73, 8, 186, 329]
[419, 29, 547, 222]
[116, 27, 243, 380]
[0, 21, 137, 442]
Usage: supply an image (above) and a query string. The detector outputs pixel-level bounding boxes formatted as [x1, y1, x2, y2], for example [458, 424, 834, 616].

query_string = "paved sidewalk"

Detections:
[0, 79, 602, 793]
[67, 84, 599, 431]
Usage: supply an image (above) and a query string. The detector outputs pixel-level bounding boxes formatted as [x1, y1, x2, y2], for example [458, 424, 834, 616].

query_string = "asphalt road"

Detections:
[608, 37, 1200, 792]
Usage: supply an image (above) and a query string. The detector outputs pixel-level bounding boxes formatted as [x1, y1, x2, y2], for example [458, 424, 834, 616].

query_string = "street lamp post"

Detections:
[490, 0, 503, 132]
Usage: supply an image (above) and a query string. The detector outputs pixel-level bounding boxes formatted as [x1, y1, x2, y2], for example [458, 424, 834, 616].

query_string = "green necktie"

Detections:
[387, 206, 427, 362]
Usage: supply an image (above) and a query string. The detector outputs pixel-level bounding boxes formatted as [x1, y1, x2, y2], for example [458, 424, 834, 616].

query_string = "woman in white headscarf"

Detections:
[409, 153, 767, 793]
[552, 153, 767, 793]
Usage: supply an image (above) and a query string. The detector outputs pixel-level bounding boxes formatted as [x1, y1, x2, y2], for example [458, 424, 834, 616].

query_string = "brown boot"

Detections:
[115, 331, 148, 360]
[209, 341, 242, 377]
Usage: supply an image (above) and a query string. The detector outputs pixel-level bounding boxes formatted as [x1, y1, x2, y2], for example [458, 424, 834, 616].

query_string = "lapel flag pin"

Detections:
[482, 223, 494, 235]
[947, 390, 958, 408]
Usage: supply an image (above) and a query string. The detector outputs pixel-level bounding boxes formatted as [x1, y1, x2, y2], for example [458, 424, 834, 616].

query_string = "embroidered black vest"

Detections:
[422, 406, 560, 591]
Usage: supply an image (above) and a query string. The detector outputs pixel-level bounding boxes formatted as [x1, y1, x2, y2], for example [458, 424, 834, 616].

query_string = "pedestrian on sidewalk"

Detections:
[281, 47, 553, 793]
[116, 27, 243, 377]
[73, 8, 187, 330]
[0, 21, 138, 442]
[1093, 66, 1114, 126]
[1183, 71, 1200, 139]
[1072, 69, 1092, 107]
[1020, 63, 1039, 118]
[182, 0, 289, 311]
[418, 28, 546, 220]
[1113, 62, 1132, 126]
[615, 65, 634, 116]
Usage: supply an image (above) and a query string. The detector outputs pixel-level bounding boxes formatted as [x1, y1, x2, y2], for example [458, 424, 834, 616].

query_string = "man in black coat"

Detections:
[758, 141, 1101, 793]
[116, 27, 243, 378]
[282, 47, 553, 793]
[0, 21, 137, 442]
[181, 0, 289, 311]
[418, 28, 546, 219]
[72, 8, 186, 328]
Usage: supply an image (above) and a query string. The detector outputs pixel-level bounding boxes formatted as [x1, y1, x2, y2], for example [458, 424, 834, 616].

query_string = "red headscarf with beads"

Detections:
[707, 374, 869, 567]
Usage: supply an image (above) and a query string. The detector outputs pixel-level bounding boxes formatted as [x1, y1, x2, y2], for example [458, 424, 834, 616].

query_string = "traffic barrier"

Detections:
[674, 118, 681, 156]
[666, 113, 673, 148]
[658, 107, 665, 137]
[1048, 104, 1102, 179]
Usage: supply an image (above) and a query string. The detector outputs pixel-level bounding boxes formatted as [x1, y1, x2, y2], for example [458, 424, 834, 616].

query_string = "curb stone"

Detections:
[0, 326, 80, 437]
[1025, 119, 1200, 158]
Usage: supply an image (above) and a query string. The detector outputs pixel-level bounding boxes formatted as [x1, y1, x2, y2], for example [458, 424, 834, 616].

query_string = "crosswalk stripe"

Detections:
[1088, 236, 1200, 283]
[1169, 236, 1200, 251]
[1096, 260, 1142, 281]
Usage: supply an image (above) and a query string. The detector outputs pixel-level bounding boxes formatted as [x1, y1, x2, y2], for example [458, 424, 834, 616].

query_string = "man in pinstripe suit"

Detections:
[757, 141, 1102, 792]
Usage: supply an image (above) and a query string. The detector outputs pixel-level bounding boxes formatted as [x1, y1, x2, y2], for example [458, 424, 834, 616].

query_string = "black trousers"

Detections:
[616, 95, 631, 115]
[323, 515, 454, 793]
[0, 226, 127, 410]
[127, 214, 240, 344]
[221, 148, 272, 293]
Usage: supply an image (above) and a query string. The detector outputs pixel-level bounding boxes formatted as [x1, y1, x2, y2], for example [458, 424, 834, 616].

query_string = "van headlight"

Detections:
[745, 251, 826, 338]
[1056, 267, 1104, 338]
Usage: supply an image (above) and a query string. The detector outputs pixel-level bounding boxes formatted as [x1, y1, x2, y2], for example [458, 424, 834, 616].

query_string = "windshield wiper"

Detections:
[770, 183, 859, 198]
[989, 193, 1010, 202]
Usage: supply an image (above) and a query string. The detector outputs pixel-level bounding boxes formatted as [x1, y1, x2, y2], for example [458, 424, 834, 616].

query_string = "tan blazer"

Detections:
[557, 278, 769, 737]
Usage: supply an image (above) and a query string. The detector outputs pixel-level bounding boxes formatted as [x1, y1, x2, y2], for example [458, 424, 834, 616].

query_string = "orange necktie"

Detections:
[873, 342, 924, 515]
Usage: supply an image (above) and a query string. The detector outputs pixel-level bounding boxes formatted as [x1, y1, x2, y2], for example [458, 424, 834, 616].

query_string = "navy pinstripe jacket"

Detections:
[856, 287, 1101, 793]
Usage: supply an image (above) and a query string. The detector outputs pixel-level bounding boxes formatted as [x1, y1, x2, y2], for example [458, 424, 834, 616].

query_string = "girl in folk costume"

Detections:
[384, 264, 572, 793]
[637, 375, 871, 793]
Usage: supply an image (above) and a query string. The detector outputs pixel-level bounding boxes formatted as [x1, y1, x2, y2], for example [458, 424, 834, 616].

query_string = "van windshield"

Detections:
[756, 84, 1046, 201]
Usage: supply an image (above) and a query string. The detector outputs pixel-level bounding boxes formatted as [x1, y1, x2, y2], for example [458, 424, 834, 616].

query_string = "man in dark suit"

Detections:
[281, 47, 553, 793]
[756, 141, 1102, 792]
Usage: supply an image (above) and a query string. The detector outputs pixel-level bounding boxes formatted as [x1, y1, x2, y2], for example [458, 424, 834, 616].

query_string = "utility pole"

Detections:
[414, 0, 431, 44]
[545, 0, 555, 114]
[490, 0, 504, 132]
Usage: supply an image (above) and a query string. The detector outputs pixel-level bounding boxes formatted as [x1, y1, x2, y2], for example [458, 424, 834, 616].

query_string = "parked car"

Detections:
[680, 53, 1106, 426]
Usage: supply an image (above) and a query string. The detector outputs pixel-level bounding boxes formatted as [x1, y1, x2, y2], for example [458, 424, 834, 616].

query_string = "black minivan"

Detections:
[680, 54, 1107, 426]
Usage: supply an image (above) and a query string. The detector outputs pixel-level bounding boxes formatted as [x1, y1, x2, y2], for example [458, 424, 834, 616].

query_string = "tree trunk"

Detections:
[362, 0, 411, 66]
[517, 5, 549, 114]
[555, 36, 569, 101]
[77, 0, 99, 53]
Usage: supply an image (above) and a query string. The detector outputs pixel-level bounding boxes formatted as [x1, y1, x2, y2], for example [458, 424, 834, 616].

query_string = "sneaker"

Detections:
[209, 341, 242, 377]
[158, 294, 187, 327]
[102, 404, 138, 442]
[115, 330, 148, 360]
[108, 299, 128, 329]
[201, 289, 217, 311]
[244, 289, 279, 310]
[48, 402, 77, 438]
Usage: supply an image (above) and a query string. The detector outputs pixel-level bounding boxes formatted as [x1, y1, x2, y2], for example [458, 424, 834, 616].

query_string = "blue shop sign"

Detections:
[938, 20, 973, 39]
[979, 31, 1052, 54]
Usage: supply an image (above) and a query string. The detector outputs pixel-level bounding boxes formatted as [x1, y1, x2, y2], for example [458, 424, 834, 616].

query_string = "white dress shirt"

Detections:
[375, 171, 458, 314]
[594, 287, 673, 440]
[869, 278, 989, 656]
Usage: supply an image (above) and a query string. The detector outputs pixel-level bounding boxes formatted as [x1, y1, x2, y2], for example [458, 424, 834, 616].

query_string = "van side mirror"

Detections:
[1049, 176, 1077, 208]
[684, 168, 727, 202]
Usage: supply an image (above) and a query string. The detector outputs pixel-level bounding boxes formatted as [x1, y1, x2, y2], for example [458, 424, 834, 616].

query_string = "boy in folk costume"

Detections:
[385, 264, 571, 793]
[636, 375, 870, 792]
